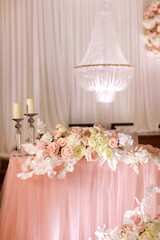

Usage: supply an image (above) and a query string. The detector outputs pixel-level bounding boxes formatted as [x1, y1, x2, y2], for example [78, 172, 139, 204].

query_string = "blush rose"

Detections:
[57, 137, 66, 147]
[61, 146, 74, 158]
[47, 142, 59, 155]
[108, 137, 118, 148]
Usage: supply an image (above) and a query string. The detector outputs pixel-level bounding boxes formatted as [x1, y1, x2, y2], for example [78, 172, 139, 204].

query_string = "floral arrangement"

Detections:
[90, 184, 160, 240]
[17, 120, 160, 180]
[143, 0, 160, 58]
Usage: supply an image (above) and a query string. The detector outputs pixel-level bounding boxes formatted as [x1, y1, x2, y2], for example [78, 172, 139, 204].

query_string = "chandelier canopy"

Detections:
[74, 0, 135, 102]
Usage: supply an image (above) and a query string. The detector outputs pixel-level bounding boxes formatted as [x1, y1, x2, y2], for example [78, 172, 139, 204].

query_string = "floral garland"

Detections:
[90, 184, 160, 240]
[17, 120, 160, 180]
[143, 0, 160, 58]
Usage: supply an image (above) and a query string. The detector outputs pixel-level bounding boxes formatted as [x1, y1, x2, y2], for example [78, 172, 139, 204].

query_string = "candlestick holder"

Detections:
[12, 118, 24, 157]
[24, 113, 38, 144]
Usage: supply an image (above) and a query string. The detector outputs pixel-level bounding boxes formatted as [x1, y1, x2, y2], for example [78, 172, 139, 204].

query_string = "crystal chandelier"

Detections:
[74, 0, 135, 103]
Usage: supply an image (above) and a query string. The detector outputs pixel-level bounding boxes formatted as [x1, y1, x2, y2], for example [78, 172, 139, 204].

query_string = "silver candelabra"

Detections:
[24, 113, 38, 144]
[12, 118, 24, 157]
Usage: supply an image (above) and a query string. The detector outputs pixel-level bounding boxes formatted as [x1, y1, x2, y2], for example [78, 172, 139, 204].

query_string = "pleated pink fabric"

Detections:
[0, 154, 159, 240]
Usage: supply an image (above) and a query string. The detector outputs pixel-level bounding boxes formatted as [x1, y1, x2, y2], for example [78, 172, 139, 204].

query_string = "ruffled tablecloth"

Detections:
[0, 150, 160, 240]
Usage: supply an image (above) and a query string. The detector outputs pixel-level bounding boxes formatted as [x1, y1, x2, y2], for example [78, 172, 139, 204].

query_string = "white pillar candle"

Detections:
[13, 103, 21, 119]
[26, 98, 35, 114]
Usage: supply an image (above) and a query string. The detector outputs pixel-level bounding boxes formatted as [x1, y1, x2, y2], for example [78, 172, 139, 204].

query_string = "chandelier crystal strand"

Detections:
[97, 101, 112, 129]
[96, 90, 115, 103]
[74, 0, 135, 103]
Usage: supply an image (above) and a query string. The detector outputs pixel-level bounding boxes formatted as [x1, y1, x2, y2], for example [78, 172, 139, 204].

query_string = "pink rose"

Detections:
[70, 127, 83, 136]
[144, 15, 149, 19]
[146, 44, 154, 51]
[36, 140, 46, 150]
[57, 137, 66, 147]
[90, 151, 98, 160]
[47, 142, 59, 155]
[84, 129, 91, 137]
[108, 137, 118, 148]
[85, 147, 99, 161]
[130, 215, 142, 225]
[61, 146, 74, 158]
[93, 123, 105, 132]
[54, 130, 62, 139]
[82, 137, 89, 146]
[129, 215, 145, 232]
[147, 10, 154, 17]
[122, 224, 134, 234]
[136, 225, 145, 233]
[157, 27, 160, 33]
[147, 31, 157, 39]
[151, 5, 158, 12]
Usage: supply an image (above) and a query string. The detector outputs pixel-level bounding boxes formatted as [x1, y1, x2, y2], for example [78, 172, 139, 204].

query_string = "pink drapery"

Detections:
[0, 155, 159, 240]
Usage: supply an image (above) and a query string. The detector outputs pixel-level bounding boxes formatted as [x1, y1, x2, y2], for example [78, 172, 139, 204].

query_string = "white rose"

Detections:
[142, 35, 149, 45]
[65, 135, 81, 148]
[41, 132, 53, 144]
[155, 14, 160, 24]
[151, 36, 160, 47]
[143, 214, 151, 223]
[143, 19, 156, 30]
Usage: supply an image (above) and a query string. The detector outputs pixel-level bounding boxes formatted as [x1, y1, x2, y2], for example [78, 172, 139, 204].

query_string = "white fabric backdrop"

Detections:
[0, 0, 160, 157]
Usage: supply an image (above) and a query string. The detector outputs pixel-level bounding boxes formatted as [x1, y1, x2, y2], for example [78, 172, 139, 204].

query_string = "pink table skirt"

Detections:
[0, 155, 160, 240]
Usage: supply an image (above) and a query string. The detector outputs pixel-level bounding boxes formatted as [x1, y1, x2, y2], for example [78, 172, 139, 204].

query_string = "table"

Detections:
[138, 133, 160, 148]
[0, 153, 160, 240]
[114, 128, 160, 146]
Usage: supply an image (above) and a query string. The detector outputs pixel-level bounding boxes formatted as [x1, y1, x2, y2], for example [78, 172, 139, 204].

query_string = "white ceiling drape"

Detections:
[0, 0, 160, 157]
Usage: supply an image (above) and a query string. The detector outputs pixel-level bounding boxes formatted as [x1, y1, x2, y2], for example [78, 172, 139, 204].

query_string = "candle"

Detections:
[26, 98, 35, 114]
[13, 103, 21, 119]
